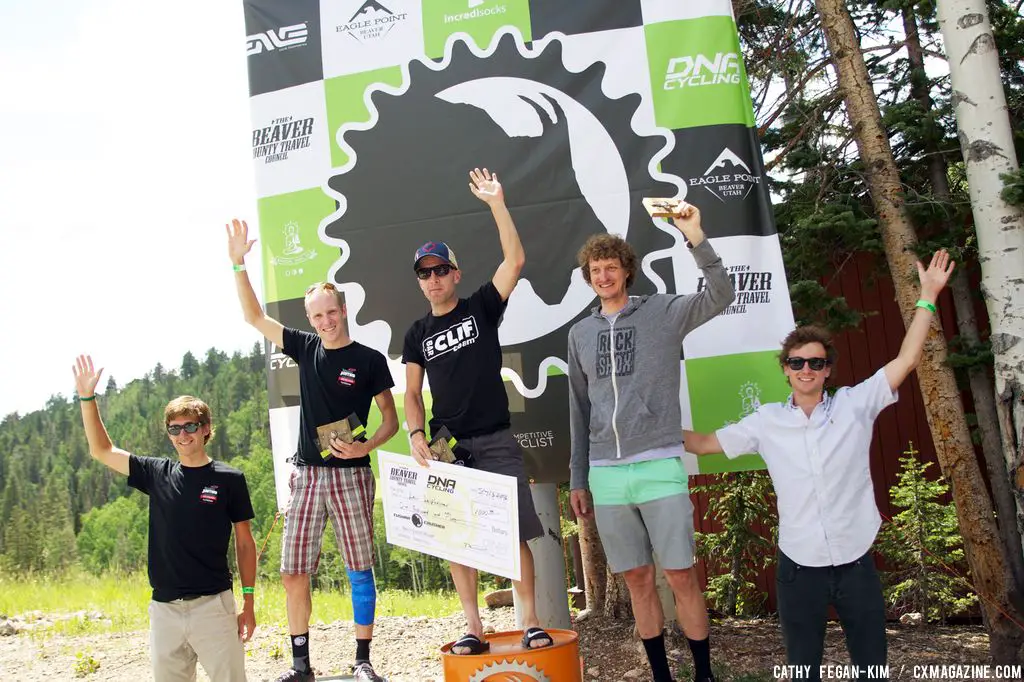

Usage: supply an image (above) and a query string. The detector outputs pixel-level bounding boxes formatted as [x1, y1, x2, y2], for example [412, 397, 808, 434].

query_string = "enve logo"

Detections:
[664, 52, 741, 89]
[246, 23, 309, 56]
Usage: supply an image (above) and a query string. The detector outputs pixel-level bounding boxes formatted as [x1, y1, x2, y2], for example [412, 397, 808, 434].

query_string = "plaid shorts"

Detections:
[281, 465, 376, 574]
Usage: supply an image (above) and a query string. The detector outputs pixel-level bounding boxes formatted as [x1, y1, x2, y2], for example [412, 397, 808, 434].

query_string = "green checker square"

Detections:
[645, 16, 755, 130]
[422, 0, 531, 59]
[324, 67, 403, 169]
[257, 189, 339, 303]
[687, 350, 789, 474]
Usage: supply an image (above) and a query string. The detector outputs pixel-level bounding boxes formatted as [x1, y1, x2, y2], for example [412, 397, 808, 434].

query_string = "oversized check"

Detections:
[378, 451, 521, 581]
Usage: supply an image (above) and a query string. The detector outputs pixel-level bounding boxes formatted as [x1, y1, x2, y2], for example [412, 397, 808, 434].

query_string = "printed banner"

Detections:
[241, 0, 793, 508]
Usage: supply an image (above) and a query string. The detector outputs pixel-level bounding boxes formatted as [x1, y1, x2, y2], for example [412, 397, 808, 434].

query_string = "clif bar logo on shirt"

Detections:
[200, 486, 219, 504]
[338, 368, 357, 386]
[422, 317, 479, 361]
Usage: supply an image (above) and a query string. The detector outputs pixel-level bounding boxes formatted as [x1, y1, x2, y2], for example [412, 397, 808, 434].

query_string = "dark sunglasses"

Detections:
[785, 356, 830, 371]
[167, 422, 202, 436]
[416, 264, 454, 280]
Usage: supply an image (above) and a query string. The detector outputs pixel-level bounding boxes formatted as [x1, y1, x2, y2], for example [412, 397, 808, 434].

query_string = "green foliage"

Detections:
[1000, 168, 1024, 209]
[73, 651, 100, 677]
[876, 443, 977, 623]
[692, 472, 777, 617]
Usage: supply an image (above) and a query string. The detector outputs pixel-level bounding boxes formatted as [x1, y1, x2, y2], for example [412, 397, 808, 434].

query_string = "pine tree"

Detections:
[876, 443, 977, 624]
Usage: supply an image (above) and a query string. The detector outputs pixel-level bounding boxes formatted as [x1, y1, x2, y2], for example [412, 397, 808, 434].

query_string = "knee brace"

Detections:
[346, 568, 376, 626]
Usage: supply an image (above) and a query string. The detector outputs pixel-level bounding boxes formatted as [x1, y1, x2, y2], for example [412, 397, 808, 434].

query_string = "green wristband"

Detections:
[915, 299, 937, 314]
[78, 395, 96, 402]
[232, 263, 246, 272]
[241, 586, 254, 595]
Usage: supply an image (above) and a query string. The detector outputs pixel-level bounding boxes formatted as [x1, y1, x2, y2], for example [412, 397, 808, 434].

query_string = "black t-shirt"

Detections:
[402, 282, 510, 439]
[128, 455, 254, 602]
[284, 328, 395, 468]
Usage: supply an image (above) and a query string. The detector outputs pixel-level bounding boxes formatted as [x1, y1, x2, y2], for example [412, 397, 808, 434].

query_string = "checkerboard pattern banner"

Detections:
[242, 0, 793, 507]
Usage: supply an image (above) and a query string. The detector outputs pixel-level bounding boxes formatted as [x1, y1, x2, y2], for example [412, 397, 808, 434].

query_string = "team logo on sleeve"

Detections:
[423, 317, 479, 360]
[200, 486, 220, 504]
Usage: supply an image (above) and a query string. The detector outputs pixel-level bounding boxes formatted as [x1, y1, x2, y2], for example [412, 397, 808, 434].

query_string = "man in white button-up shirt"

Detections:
[684, 250, 954, 680]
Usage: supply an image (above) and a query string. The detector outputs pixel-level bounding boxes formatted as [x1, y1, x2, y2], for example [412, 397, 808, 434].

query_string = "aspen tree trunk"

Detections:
[937, 0, 1024, 596]
[815, 0, 1024, 661]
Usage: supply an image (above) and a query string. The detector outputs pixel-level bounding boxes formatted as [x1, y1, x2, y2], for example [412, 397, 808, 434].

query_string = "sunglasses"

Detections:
[167, 422, 202, 436]
[416, 264, 454, 280]
[785, 356, 830, 371]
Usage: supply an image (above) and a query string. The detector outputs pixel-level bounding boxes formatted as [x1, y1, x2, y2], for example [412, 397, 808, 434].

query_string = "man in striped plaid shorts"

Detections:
[227, 219, 399, 682]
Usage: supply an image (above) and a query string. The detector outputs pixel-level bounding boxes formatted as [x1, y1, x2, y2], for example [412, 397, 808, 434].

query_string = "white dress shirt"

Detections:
[715, 368, 897, 567]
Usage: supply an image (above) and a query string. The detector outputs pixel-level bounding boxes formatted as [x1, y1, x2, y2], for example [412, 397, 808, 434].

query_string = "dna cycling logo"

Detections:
[323, 30, 685, 393]
[246, 23, 309, 56]
[664, 52, 741, 89]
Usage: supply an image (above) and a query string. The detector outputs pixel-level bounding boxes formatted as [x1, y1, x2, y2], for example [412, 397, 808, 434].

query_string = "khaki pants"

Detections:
[149, 590, 246, 682]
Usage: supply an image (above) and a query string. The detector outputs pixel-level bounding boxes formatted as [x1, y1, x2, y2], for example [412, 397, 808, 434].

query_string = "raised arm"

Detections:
[682, 429, 724, 456]
[226, 218, 284, 348]
[403, 362, 433, 467]
[73, 355, 130, 476]
[883, 250, 955, 392]
[469, 168, 524, 302]
[233, 520, 257, 642]
[659, 203, 735, 335]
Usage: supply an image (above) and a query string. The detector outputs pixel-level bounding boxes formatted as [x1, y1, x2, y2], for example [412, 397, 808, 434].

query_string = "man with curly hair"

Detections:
[568, 202, 734, 682]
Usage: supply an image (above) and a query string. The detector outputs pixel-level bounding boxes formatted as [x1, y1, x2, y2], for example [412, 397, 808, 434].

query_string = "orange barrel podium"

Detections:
[441, 628, 581, 681]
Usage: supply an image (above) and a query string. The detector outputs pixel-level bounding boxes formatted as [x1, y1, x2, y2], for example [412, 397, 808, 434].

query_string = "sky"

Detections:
[0, 0, 266, 417]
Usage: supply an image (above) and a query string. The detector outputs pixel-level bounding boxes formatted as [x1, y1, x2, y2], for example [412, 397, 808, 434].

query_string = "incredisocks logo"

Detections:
[253, 116, 314, 165]
[664, 52, 742, 90]
[699, 265, 773, 316]
[422, 317, 479, 361]
[445, 0, 507, 24]
[200, 486, 219, 504]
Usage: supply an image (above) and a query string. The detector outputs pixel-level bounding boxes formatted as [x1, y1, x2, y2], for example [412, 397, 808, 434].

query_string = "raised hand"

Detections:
[670, 201, 705, 248]
[72, 355, 104, 399]
[225, 218, 257, 266]
[468, 167, 504, 207]
[917, 249, 955, 301]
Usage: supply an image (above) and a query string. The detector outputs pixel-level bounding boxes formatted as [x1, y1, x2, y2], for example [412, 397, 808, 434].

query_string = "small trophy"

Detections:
[642, 197, 686, 218]
[428, 426, 458, 464]
[318, 413, 366, 460]
[429, 427, 475, 467]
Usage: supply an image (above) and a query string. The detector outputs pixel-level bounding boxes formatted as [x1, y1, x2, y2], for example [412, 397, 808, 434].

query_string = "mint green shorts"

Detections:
[589, 457, 695, 573]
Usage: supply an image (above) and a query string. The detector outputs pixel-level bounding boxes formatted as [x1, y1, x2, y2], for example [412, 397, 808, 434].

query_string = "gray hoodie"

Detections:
[567, 240, 735, 491]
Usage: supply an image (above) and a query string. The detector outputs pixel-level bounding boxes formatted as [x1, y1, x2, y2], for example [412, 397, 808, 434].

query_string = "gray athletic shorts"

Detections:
[459, 428, 544, 543]
[590, 457, 696, 573]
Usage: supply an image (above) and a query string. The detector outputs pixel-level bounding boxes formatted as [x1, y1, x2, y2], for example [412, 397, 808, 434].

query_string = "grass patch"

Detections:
[0, 572, 468, 636]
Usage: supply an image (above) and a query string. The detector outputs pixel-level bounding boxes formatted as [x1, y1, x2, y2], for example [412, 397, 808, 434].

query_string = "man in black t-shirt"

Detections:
[227, 220, 398, 682]
[403, 168, 552, 656]
[73, 356, 255, 682]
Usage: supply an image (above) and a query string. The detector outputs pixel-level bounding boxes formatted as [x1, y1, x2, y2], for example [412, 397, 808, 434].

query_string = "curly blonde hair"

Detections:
[577, 234, 637, 289]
